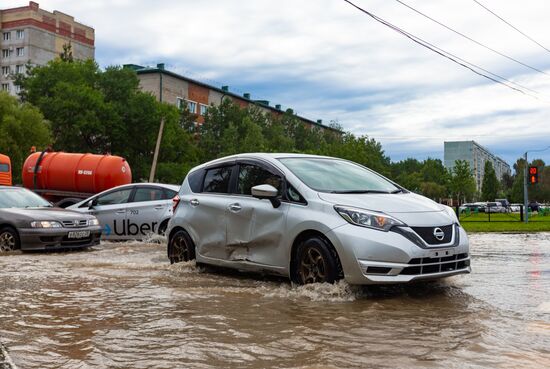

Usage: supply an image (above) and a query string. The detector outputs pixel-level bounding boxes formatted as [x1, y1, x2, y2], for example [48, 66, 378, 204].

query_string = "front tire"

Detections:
[168, 230, 196, 264]
[293, 236, 341, 284]
[0, 226, 20, 252]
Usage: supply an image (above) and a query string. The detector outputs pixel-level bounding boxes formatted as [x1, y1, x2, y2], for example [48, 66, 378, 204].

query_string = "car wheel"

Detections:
[294, 236, 341, 284]
[168, 230, 196, 264]
[0, 227, 20, 252]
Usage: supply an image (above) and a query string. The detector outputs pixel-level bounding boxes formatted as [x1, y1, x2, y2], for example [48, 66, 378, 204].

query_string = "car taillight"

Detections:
[172, 195, 180, 214]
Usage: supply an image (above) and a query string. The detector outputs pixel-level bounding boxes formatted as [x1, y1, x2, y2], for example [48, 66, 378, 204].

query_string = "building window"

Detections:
[2, 32, 10, 41]
[14, 84, 21, 93]
[186, 99, 197, 113]
[176, 97, 184, 110]
[2, 49, 10, 58]
[199, 104, 208, 116]
[16, 47, 24, 57]
[15, 65, 23, 74]
[16, 30, 24, 39]
[1, 83, 10, 92]
[1, 66, 10, 76]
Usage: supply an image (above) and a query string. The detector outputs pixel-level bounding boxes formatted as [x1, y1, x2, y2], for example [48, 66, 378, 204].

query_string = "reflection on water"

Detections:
[0, 233, 549, 368]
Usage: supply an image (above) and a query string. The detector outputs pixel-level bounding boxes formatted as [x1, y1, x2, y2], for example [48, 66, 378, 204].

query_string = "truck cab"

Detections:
[0, 154, 12, 186]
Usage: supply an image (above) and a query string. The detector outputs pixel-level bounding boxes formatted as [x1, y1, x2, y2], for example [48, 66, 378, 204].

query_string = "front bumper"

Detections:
[325, 223, 470, 285]
[18, 226, 102, 251]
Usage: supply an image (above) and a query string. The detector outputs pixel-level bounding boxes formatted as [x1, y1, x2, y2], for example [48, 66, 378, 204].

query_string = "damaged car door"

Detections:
[225, 161, 288, 267]
[191, 164, 233, 260]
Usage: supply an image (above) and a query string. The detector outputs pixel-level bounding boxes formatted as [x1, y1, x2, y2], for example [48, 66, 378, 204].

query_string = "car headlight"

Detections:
[443, 205, 460, 224]
[30, 220, 63, 228]
[334, 205, 405, 232]
[88, 218, 99, 226]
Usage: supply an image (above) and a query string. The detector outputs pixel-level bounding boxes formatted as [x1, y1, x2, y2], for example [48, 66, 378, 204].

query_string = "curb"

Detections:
[0, 342, 18, 369]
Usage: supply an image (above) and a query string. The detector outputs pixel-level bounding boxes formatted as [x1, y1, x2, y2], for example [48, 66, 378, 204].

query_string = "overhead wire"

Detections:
[341, 0, 546, 102]
[471, 0, 550, 54]
[394, 0, 550, 78]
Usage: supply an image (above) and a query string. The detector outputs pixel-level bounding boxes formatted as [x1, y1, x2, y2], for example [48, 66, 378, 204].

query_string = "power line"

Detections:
[471, 0, 550, 54]
[394, 0, 550, 78]
[341, 0, 546, 101]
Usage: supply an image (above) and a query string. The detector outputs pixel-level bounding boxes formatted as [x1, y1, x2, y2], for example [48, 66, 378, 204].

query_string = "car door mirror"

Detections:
[88, 198, 98, 209]
[251, 184, 281, 208]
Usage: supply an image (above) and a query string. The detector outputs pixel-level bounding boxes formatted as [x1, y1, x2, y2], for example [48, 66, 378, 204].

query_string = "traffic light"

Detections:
[529, 166, 539, 184]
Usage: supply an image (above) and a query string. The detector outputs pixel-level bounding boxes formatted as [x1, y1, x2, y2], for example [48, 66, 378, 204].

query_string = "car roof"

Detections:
[191, 153, 341, 171]
[94, 182, 180, 195]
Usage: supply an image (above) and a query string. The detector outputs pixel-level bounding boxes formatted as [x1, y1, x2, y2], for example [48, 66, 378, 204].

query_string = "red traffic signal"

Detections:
[529, 166, 539, 184]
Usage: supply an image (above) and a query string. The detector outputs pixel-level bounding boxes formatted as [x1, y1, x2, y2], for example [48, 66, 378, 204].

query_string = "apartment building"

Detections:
[125, 63, 340, 133]
[0, 1, 94, 95]
[444, 140, 511, 191]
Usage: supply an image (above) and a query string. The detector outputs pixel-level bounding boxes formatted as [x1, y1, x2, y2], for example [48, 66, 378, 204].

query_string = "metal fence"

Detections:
[456, 205, 550, 222]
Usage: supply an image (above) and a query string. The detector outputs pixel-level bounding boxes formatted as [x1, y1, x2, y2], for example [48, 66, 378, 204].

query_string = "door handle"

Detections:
[154, 205, 164, 210]
[228, 203, 241, 212]
[116, 210, 126, 214]
[190, 199, 200, 207]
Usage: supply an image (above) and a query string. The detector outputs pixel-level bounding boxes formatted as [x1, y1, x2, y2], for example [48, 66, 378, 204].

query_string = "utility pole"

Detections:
[149, 117, 165, 182]
[149, 67, 164, 182]
[523, 145, 550, 223]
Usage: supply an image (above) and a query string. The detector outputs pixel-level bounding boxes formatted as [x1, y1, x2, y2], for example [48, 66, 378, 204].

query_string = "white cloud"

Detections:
[2, 0, 550, 165]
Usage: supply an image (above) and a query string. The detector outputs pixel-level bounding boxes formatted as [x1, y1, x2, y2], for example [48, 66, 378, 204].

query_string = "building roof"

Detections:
[125, 63, 341, 133]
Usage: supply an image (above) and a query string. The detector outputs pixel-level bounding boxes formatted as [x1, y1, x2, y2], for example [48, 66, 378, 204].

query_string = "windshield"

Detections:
[279, 158, 400, 193]
[0, 188, 52, 208]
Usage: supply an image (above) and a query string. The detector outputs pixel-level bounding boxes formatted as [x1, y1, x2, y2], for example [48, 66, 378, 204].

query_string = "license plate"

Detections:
[430, 248, 454, 258]
[67, 231, 90, 239]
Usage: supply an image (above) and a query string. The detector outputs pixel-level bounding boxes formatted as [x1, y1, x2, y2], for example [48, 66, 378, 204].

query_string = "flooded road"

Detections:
[0, 233, 549, 369]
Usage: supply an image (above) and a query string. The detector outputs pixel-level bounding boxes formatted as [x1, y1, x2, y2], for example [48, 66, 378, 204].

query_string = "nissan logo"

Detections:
[433, 227, 445, 241]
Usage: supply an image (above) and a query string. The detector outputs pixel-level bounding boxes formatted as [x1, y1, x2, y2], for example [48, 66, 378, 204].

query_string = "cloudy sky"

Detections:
[3, 0, 550, 169]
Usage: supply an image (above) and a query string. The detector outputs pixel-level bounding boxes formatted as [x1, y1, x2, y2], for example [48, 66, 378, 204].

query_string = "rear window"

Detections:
[187, 170, 203, 193]
[132, 187, 166, 202]
[203, 166, 233, 193]
[0, 163, 9, 172]
[164, 189, 178, 199]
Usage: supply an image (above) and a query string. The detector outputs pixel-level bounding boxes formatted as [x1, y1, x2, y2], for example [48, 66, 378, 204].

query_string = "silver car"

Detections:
[69, 183, 179, 240]
[167, 154, 470, 285]
[0, 187, 102, 251]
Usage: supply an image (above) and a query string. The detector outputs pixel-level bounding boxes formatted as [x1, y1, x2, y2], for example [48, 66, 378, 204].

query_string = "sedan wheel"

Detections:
[0, 227, 19, 252]
[168, 230, 196, 264]
[294, 236, 341, 285]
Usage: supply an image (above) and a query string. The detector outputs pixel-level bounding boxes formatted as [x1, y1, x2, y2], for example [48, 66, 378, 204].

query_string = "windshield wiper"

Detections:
[329, 190, 391, 194]
[391, 189, 406, 194]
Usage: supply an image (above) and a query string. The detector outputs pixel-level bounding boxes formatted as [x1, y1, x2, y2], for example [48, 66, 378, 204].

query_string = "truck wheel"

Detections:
[168, 230, 195, 264]
[0, 227, 20, 252]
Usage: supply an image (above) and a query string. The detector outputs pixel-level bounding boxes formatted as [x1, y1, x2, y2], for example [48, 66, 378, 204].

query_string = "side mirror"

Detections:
[88, 198, 98, 209]
[251, 184, 281, 208]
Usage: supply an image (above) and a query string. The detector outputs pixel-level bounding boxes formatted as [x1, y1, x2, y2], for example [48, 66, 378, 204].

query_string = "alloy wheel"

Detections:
[170, 233, 193, 263]
[299, 247, 327, 284]
[0, 231, 16, 252]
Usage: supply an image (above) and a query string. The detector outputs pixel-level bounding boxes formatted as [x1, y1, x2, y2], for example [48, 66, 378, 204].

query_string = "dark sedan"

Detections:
[0, 187, 102, 251]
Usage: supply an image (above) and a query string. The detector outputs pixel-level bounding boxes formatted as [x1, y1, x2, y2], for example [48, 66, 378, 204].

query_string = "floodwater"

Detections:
[0, 233, 549, 369]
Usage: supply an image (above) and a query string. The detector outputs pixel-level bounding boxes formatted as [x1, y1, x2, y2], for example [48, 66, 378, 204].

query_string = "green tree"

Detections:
[481, 161, 498, 201]
[0, 92, 51, 184]
[450, 160, 476, 203]
[16, 59, 196, 182]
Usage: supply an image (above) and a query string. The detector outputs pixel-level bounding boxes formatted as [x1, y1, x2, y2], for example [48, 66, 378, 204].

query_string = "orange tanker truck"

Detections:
[19, 150, 132, 207]
[0, 153, 12, 186]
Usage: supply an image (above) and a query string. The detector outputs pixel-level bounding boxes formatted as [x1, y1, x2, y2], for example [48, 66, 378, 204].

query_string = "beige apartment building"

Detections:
[0, 1, 95, 95]
[125, 63, 339, 133]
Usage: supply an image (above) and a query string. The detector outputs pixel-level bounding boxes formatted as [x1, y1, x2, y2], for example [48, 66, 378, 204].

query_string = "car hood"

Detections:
[318, 192, 454, 226]
[0, 207, 94, 221]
